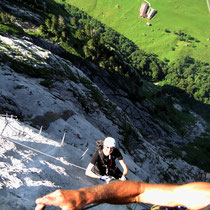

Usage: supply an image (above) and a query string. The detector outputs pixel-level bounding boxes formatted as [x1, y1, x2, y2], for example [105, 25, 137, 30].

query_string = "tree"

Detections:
[84, 24, 92, 37]
[39, 24, 47, 34]
[61, 31, 66, 41]
[58, 15, 65, 29]
[0, 12, 11, 24]
[139, 57, 148, 70]
[83, 45, 92, 59]
[51, 15, 58, 33]
[45, 18, 51, 30]
[71, 17, 77, 27]
[178, 79, 187, 90]
[0, 12, 6, 23]
[150, 61, 160, 81]
[75, 29, 84, 41]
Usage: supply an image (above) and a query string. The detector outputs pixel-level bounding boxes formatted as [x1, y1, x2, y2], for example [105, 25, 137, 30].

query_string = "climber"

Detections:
[35, 181, 210, 210]
[85, 137, 128, 183]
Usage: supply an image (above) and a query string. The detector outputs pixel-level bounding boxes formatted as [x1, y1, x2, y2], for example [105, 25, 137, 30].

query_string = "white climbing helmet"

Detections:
[103, 137, 116, 148]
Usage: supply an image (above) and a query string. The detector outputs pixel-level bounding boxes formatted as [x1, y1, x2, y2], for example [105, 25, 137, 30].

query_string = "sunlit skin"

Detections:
[35, 181, 210, 210]
[103, 145, 114, 156]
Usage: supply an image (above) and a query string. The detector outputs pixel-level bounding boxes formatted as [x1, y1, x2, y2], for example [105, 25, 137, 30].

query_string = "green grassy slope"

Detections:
[56, 0, 210, 63]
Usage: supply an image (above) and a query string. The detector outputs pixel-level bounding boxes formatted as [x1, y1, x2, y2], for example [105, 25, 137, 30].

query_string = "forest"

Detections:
[1, 0, 209, 106]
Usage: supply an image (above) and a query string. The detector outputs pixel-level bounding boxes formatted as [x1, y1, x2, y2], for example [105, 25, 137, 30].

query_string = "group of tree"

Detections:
[3, 1, 209, 105]
[0, 12, 12, 24]
[39, 14, 70, 42]
[165, 29, 196, 42]
[64, 4, 166, 81]
[161, 56, 210, 104]
[15, 0, 43, 9]
[38, 3, 210, 105]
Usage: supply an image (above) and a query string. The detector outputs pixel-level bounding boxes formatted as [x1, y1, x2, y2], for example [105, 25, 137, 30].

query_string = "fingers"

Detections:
[35, 190, 77, 210]
[35, 204, 45, 210]
[35, 190, 66, 209]
[35, 195, 55, 206]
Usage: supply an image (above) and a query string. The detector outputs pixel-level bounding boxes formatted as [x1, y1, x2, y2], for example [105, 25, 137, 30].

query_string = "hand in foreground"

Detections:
[35, 189, 85, 210]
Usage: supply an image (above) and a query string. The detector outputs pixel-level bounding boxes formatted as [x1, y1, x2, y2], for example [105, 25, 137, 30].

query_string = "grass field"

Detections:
[56, 0, 210, 63]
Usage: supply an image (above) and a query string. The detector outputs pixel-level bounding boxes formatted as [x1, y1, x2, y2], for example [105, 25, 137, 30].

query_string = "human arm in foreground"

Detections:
[35, 181, 210, 210]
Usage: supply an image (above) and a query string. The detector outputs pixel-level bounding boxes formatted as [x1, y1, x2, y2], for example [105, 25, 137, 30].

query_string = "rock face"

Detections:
[0, 3, 208, 208]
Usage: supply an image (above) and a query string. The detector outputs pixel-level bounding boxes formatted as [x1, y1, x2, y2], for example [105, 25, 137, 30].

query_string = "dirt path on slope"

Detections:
[207, 0, 210, 12]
